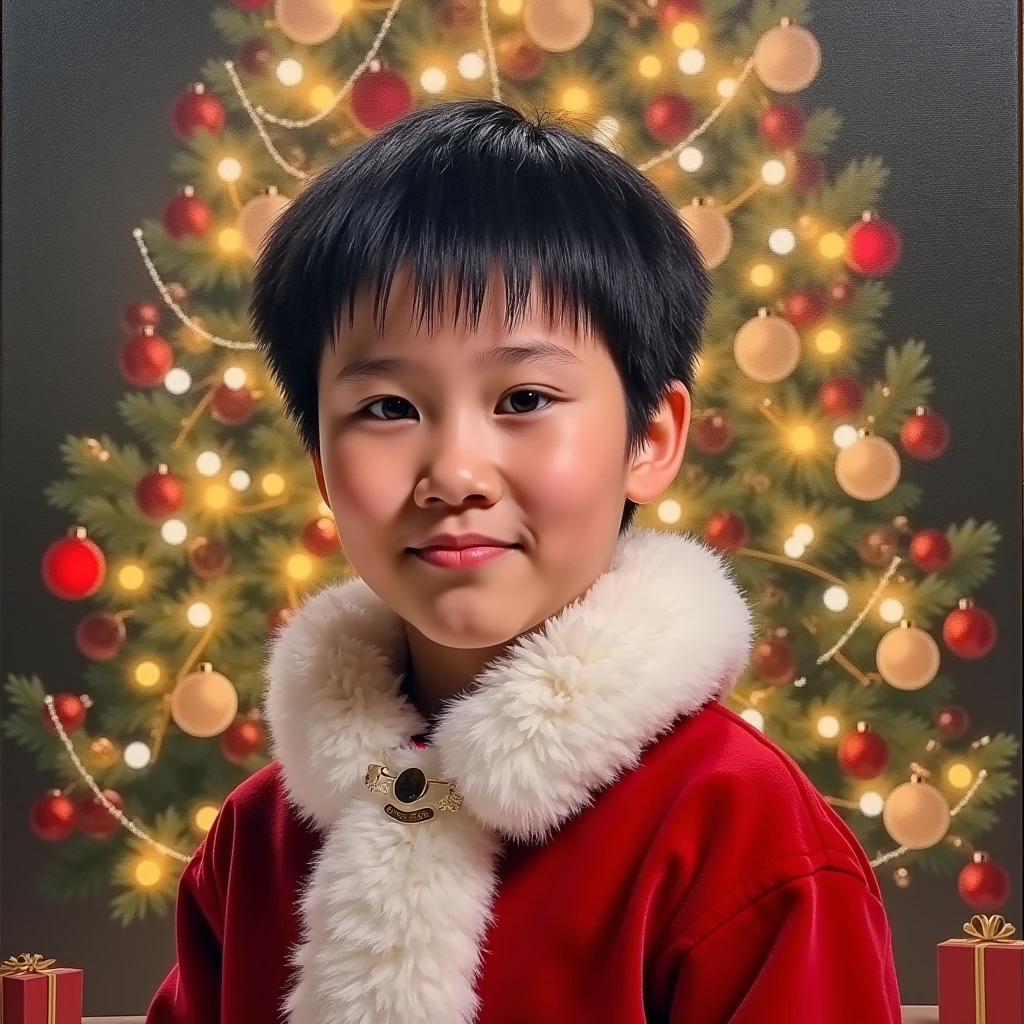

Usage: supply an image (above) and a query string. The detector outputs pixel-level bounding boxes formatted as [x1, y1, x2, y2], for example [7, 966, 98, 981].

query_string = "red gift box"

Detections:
[938, 915, 1024, 1024]
[0, 954, 83, 1024]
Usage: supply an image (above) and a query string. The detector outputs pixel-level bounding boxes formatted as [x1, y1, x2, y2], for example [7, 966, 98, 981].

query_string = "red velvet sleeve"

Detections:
[665, 867, 903, 1023]
[145, 810, 230, 1023]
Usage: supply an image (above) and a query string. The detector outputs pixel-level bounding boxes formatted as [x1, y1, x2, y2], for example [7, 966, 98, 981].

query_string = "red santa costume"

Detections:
[147, 529, 902, 1023]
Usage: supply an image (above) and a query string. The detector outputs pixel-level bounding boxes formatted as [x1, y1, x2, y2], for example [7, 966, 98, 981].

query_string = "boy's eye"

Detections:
[362, 397, 416, 420]
[496, 390, 553, 414]
[361, 391, 553, 420]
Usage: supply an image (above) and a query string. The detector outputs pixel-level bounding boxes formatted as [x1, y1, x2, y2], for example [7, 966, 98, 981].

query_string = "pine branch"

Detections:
[39, 836, 120, 901]
[945, 519, 1000, 592]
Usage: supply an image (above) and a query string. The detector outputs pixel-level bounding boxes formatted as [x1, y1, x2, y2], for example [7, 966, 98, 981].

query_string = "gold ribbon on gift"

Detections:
[0, 954, 59, 1024]
[956, 915, 1019, 1024]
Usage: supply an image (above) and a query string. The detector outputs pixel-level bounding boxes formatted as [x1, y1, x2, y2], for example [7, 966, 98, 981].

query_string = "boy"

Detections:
[147, 100, 902, 1023]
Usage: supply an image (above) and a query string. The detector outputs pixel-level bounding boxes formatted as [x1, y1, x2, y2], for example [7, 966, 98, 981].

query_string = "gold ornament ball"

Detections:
[882, 779, 950, 849]
[734, 309, 801, 383]
[835, 433, 901, 501]
[522, 0, 594, 52]
[89, 737, 118, 769]
[679, 200, 733, 270]
[275, 0, 342, 46]
[238, 189, 292, 261]
[753, 21, 822, 93]
[171, 664, 239, 738]
[876, 623, 941, 690]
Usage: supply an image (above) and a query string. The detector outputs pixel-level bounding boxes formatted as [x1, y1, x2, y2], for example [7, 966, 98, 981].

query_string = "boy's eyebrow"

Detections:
[333, 339, 582, 385]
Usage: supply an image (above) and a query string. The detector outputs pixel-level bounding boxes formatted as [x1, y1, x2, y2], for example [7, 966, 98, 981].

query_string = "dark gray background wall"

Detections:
[2, 0, 1021, 1013]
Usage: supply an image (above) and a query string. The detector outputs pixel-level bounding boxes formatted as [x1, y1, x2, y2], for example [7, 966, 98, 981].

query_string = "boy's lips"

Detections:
[407, 534, 521, 570]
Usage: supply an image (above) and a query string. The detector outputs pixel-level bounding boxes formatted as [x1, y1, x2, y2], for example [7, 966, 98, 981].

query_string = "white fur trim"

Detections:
[264, 528, 752, 1024]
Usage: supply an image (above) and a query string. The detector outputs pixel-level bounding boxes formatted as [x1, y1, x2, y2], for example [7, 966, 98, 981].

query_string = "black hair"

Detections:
[248, 98, 711, 531]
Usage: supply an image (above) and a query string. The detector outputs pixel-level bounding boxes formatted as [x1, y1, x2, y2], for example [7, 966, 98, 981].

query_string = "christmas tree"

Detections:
[3, 0, 1017, 925]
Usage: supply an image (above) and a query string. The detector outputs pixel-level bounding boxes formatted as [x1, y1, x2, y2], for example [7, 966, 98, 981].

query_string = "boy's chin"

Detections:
[408, 602, 536, 651]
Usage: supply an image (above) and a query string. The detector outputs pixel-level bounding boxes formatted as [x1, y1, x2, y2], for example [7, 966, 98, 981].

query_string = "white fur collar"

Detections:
[263, 528, 752, 1024]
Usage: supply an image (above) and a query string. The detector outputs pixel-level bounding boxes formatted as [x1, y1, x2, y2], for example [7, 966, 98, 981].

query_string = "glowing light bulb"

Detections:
[318, 500, 333, 517]
[194, 804, 220, 832]
[420, 67, 447, 94]
[261, 473, 286, 497]
[164, 368, 191, 395]
[135, 859, 163, 887]
[879, 598, 905, 623]
[789, 425, 816, 453]
[118, 564, 145, 591]
[204, 484, 229, 510]
[818, 232, 845, 259]
[672, 21, 699, 47]
[309, 85, 335, 111]
[161, 519, 188, 545]
[761, 159, 787, 185]
[458, 52, 485, 80]
[196, 451, 222, 476]
[783, 537, 806, 559]
[833, 424, 858, 449]
[134, 662, 161, 689]
[218, 228, 243, 254]
[677, 48, 705, 75]
[740, 709, 765, 732]
[657, 499, 683, 524]
[124, 741, 152, 769]
[823, 586, 850, 613]
[638, 54, 662, 79]
[287, 553, 313, 581]
[816, 715, 841, 739]
[497, 0, 522, 13]
[677, 146, 703, 172]
[769, 228, 796, 255]
[947, 763, 973, 789]
[187, 602, 213, 628]
[223, 366, 248, 390]
[560, 86, 590, 112]
[217, 158, 242, 182]
[859, 791, 884, 817]
[716, 77, 737, 98]
[749, 263, 775, 287]
[229, 470, 251, 491]
[792, 523, 815, 545]
[276, 59, 304, 86]
[815, 328, 842, 355]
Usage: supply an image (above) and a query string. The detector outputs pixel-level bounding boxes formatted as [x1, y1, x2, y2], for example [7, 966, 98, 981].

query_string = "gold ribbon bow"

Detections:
[963, 914, 1017, 943]
[0, 953, 59, 1024]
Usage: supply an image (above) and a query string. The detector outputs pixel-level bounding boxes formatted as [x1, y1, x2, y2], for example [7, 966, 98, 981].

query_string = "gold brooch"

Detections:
[364, 763, 463, 825]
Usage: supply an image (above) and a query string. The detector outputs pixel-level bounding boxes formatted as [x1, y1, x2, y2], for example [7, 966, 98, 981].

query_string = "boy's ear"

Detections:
[625, 381, 691, 505]
[311, 450, 330, 509]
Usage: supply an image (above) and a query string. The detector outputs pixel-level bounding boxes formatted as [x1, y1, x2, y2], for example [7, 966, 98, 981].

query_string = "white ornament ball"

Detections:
[275, 0, 342, 46]
[734, 309, 801, 383]
[876, 624, 940, 690]
[753, 21, 822, 93]
[523, 0, 594, 53]
[171, 664, 238, 738]
[882, 779, 950, 849]
[835, 433, 901, 500]
[679, 200, 733, 270]
[238, 189, 291, 261]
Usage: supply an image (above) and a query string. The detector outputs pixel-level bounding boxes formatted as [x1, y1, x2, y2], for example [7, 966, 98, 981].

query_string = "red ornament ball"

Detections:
[118, 327, 174, 388]
[267, 607, 294, 635]
[900, 407, 950, 460]
[958, 855, 1011, 912]
[211, 383, 255, 426]
[42, 533, 106, 600]
[791, 152, 828, 195]
[350, 65, 413, 133]
[782, 287, 827, 330]
[77, 789, 124, 839]
[220, 716, 266, 765]
[75, 612, 126, 661]
[238, 39, 274, 75]
[120, 298, 160, 335]
[656, 0, 703, 28]
[645, 93, 694, 144]
[231, 0, 272, 9]
[845, 212, 903, 276]
[837, 725, 890, 780]
[935, 704, 970, 740]
[135, 465, 185, 519]
[438, 0, 477, 31]
[496, 34, 545, 82]
[163, 186, 213, 240]
[909, 528, 952, 573]
[302, 516, 341, 557]
[170, 83, 225, 141]
[828, 275, 857, 306]
[752, 635, 796, 685]
[943, 600, 997, 659]
[691, 409, 734, 455]
[30, 791, 77, 842]
[703, 510, 747, 553]
[41, 693, 89, 734]
[188, 537, 231, 579]
[758, 102, 806, 148]
[817, 376, 864, 418]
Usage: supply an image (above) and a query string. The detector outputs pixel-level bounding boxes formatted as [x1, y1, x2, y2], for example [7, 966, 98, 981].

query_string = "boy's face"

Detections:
[314, 263, 689, 651]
